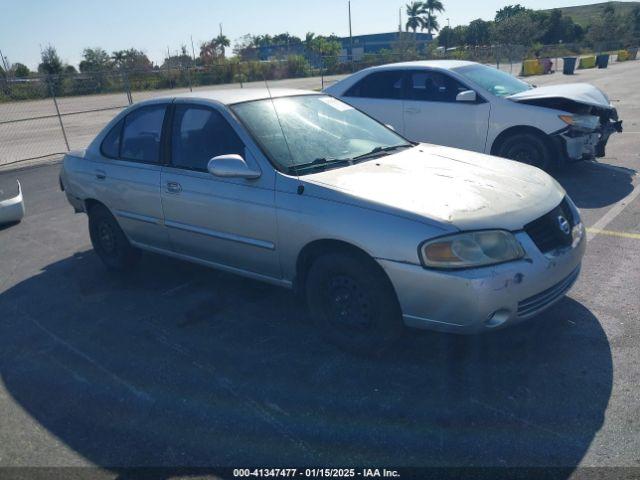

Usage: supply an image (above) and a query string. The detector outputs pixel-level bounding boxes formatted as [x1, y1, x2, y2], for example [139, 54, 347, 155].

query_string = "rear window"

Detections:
[120, 105, 167, 163]
[100, 120, 123, 158]
[345, 71, 404, 100]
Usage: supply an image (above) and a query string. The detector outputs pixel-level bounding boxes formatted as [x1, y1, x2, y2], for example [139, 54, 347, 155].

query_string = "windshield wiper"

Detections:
[288, 157, 352, 175]
[352, 144, 413, 162]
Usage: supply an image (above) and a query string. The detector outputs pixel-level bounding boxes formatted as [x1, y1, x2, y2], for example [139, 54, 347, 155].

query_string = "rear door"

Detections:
[93, 103, 170, 250]
[402, 69, 490, 151]
[340, 70, 406, 132]
[160, 102, 280, 279]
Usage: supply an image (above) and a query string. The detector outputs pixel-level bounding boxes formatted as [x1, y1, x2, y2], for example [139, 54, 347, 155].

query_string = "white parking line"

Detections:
[587, 181, 640, 242]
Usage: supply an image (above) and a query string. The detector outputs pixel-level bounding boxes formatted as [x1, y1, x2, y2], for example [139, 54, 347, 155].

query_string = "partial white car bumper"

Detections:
[0, 180, 25, 224]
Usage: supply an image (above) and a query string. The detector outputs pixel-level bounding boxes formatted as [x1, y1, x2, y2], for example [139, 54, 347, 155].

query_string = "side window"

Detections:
[407, 71, 469, 102]
[345, 71, 404, 100]
[120, 105, 167, 163]
[100, 119, 123, 158]
[171, 105, 244, 171]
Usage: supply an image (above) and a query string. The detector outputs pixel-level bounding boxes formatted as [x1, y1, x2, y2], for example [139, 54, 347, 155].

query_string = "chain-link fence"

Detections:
[1, 41, 637, 167]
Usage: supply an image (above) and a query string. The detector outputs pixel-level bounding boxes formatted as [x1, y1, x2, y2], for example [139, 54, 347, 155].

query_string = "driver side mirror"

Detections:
[456, 90, 477, 103]
[207, 154, 261, 179]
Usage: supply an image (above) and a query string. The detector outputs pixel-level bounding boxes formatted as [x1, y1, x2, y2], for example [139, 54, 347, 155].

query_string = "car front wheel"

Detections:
[88, 204, 141, 271]
[305, 252, 404, 355]
[497, 132, 552, 170]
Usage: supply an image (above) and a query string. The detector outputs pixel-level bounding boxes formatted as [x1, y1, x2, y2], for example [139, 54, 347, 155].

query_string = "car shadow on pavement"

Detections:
[0, 249, 612, 475]
[555, 161, 636, 209]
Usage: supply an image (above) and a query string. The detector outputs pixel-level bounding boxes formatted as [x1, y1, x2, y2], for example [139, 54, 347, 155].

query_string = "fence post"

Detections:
[48, 76, 70, 152]
[122, 72, 133, 105]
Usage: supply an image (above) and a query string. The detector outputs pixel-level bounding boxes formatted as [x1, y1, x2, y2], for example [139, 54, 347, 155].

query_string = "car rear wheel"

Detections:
[88, 204, 141, 271]
[497, 132, 552, 170]
[305, 252, 404, 355]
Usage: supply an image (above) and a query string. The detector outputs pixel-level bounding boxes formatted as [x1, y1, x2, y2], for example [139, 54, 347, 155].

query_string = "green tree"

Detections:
[495, 4, 528, 23]
[162, 45, 194, 69]
[422, 0, 444, 36]
[12, 63, 30, 78]
[306, 35, 342, 71]
[539, 9, 583, 44]
[79, 47, 112, 72]
[437, 26, 455, 46]
[214, 34, 231, 58]
[112, 49, 153, 71]
[423, 12, 440, 34]
[405, 2, 426, 34]
[38, 45, 63, 75]
[466, 18, 491, 45]
[200, 34, 231, 64]
[493, 12, 539, 46]
[586, 6, 629, 46]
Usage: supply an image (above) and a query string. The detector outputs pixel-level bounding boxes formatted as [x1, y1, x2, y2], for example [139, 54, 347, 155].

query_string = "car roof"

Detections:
[366, 60, 477, 71]
[143, 88, 319, 106]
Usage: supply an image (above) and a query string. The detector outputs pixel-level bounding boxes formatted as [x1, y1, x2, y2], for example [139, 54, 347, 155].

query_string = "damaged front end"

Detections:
[514, 96, 623, 162]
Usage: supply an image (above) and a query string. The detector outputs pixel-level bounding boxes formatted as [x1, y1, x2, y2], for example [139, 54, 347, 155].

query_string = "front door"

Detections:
[402, 70, 490, 152]
[160, 103, 280, 279]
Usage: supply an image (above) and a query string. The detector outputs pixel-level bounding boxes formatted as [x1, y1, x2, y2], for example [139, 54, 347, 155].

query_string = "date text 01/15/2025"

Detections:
[232, 468, 401, 478]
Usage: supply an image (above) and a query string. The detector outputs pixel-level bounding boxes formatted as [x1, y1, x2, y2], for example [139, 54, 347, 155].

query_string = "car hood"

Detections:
[303, 145, 565, 231]
[507, 83, 611, 109]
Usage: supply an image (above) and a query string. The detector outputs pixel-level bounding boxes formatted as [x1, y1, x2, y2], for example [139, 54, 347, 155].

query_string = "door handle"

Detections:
[95, 169, 106, 180]
[166, 181, 182, 194]
[405, 107, 421, 114]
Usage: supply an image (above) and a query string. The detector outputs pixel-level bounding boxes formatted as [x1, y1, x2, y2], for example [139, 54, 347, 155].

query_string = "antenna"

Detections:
[262, 74, 298, 182]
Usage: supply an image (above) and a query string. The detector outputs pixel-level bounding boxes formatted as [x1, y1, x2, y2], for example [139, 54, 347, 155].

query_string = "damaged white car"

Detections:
[0, 179, 25, 225]
[324, 61, 623, 170]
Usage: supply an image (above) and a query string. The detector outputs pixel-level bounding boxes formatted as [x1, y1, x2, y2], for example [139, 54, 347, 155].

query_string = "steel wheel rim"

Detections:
[325, 275, 373, 330]
[97, 221, 116, 254]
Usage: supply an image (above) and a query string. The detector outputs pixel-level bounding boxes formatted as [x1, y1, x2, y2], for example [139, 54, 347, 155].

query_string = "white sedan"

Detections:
[324, 60, 622, 170]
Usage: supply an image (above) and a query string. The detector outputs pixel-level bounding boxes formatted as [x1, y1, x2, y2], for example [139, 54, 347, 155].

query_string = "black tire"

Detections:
[305, 252, 404, 355]
[88, 204, 141, 271]
[496, 132, 553, 170]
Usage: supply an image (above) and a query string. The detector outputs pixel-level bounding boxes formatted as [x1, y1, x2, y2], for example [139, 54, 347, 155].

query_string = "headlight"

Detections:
[559, 114, 599, 131]
[420, 230, 525, 269]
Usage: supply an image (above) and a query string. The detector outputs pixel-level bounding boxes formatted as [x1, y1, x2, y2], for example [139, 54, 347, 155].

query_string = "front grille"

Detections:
[517, 266, 580, 317]
[524, 198, 576, 254]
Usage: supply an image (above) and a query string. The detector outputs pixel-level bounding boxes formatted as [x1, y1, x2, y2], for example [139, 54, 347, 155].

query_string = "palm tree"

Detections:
[422, 0, 444, 36]
[200, 40, 217, 65]
[405, 2, 426, 35]
[214, 34, 230, 58]
[423, 13, 441, 34]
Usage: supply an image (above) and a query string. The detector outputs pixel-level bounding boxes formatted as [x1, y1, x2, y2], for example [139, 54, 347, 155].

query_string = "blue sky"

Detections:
[0, 0, 632, 69]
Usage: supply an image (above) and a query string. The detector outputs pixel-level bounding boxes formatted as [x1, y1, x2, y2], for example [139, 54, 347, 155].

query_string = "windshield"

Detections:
[454, 64, 533, 97]
[231, 94, 411, 175]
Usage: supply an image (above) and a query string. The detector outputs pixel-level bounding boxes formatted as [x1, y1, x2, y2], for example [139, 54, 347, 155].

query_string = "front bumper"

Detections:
[0, 180, 25, 225]
[554, 115, 623, 162]
[378, 230, 586, 334]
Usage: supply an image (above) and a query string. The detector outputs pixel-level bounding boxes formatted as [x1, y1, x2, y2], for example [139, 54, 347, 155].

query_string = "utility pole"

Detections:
[190, 35, 196, 62]
[348, 1, 354, 70]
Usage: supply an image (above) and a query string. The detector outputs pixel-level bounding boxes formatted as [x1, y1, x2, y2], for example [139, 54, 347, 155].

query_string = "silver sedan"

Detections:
[60, 89, 585, 353]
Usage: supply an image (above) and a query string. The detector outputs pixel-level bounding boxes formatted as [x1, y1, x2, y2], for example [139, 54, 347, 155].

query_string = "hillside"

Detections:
[543, 1, 640, 27]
